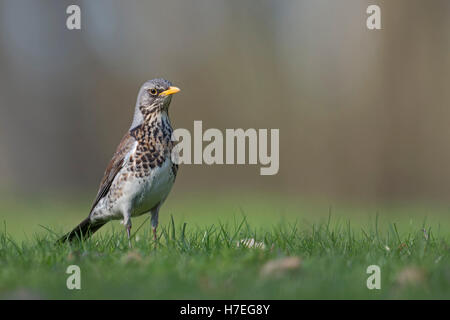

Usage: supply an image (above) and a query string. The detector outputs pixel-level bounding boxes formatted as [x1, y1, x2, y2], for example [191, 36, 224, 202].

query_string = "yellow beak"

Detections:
[159, 86, 180, 96]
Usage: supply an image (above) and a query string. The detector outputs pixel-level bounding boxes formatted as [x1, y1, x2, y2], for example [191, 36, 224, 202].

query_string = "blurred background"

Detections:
[1, 0, 450, 236]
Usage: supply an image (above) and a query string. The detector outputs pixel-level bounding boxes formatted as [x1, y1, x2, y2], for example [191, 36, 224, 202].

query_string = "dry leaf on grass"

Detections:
[396, 266, 426, 287]
[260, 256, 302, 277]
[2, 288, 44, 300]
[122, 251, 143, 264]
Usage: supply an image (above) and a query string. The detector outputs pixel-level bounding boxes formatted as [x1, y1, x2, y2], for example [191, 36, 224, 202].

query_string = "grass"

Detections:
[0, 193, 449, 299]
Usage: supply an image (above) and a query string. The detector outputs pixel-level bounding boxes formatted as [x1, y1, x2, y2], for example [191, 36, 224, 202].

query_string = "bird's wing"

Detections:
[89, 131, 137, 215]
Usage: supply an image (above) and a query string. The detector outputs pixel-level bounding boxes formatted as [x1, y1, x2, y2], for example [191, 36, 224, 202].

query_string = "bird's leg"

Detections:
[126, 224, 132, 248]
[150, 206, 160, 244]
[152, 227, 157, 242]
[123, 216, 132, 249]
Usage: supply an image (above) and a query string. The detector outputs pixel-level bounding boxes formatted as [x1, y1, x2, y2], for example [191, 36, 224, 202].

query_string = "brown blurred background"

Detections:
[1, 0, 450, 204]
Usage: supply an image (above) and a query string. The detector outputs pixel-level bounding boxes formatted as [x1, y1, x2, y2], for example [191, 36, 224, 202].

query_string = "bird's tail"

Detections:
[56, 217, 105, 244]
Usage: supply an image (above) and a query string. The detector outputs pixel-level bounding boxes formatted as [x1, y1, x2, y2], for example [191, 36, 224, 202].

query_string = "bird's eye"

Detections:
[149, 88, 158, 96]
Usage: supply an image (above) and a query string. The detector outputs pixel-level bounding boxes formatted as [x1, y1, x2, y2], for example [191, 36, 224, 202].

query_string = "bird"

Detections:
[58, 78, 180, 247]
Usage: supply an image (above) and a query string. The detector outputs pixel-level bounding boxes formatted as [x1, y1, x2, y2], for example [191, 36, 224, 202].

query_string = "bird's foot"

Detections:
[152, 227, 158, 247]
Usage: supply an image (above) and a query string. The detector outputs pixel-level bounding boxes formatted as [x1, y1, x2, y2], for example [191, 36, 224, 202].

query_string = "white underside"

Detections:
[129, 158, 174, 217]
[90, 143, 174, 226]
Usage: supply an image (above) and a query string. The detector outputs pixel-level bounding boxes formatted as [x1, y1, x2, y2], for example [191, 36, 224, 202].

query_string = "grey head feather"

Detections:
[129, 78, 173, 130]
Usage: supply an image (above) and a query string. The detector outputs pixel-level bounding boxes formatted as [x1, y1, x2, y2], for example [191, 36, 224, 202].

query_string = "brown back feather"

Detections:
[89, 131, 137, 215]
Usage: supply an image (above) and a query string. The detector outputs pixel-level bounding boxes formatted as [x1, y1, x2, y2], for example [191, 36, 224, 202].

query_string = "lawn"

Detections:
[0, 192, 449, 299]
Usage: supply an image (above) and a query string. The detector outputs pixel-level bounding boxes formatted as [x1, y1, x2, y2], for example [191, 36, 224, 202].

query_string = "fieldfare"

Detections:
[58, 78, 180, 246]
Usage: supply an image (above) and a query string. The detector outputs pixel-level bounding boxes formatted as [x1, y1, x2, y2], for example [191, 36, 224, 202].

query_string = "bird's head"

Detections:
[130, 78, 180, 128]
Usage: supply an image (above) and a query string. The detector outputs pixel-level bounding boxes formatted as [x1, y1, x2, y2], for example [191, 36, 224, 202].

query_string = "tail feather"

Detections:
[57, 217, 105, 243]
